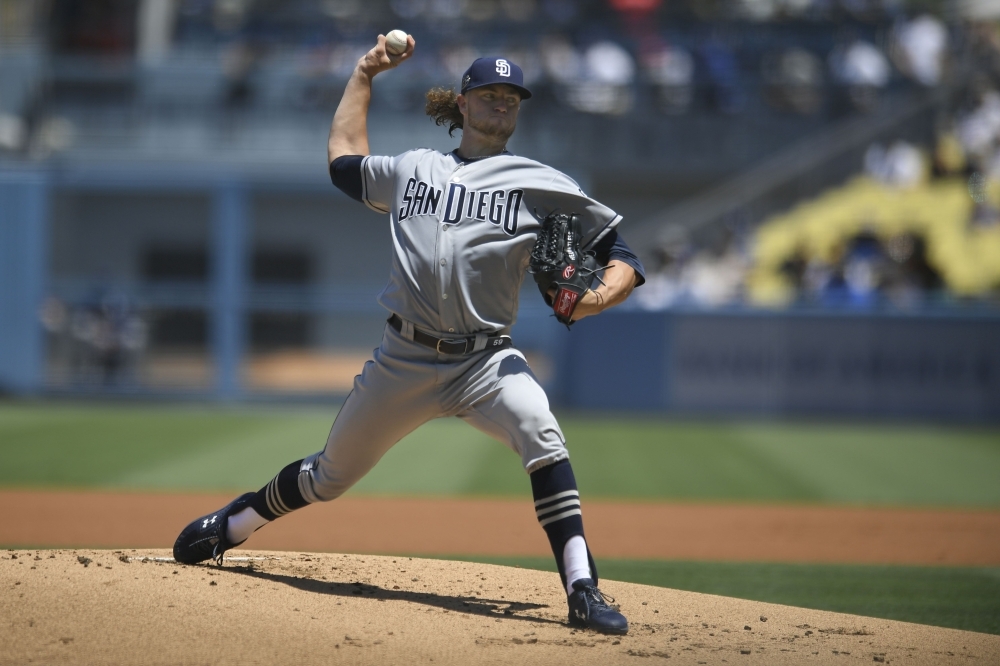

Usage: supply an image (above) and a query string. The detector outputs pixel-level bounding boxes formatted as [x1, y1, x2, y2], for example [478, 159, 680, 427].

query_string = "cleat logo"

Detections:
[496, 59, 511, 77]
[202, 516, 218, 529]
[575, 609, 587, 621]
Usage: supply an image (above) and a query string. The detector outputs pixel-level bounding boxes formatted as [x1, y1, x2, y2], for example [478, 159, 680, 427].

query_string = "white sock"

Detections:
[226, 506, 269, 544]
[563, 535, 591, 596]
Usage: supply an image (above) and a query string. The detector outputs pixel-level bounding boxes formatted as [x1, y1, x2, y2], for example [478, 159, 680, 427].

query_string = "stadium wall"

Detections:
[555, 310, 1000, 421]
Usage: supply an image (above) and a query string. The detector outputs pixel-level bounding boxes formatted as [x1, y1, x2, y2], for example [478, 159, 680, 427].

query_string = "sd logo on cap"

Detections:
[460, 57, 532, 99]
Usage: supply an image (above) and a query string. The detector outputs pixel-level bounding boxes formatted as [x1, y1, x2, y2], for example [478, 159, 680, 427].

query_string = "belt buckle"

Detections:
[436, 337, 468, 354]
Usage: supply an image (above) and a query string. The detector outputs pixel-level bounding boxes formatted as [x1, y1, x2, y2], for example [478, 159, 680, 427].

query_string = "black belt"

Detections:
[388, 314, 512, 355]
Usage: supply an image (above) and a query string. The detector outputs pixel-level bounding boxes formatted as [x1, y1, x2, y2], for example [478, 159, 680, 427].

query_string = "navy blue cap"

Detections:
[460, 57, 532, 99]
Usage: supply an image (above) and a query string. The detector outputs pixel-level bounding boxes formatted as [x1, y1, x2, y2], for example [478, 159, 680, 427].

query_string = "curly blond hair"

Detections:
[425, 87, 463, 136]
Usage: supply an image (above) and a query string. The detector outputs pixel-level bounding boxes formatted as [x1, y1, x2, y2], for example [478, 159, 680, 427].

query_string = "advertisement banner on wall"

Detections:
[562, 311, 1000, 421]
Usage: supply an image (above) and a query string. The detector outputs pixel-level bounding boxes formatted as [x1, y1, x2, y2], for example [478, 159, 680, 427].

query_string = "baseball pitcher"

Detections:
[173, 33, 645, 635]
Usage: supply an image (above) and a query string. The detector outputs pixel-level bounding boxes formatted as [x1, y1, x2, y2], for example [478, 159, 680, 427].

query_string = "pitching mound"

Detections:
[2, 550, 997, 665]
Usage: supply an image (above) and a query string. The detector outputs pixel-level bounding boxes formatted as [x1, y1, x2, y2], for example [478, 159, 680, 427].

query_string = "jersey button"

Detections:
[440, 259, 446, 265]
[449, 328, 455, 333]
[442, 294, 448, 299]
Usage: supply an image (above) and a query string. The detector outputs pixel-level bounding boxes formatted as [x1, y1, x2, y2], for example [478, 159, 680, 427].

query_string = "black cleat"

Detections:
[172, 493, 255, 565]
[567, 578, 629, 635]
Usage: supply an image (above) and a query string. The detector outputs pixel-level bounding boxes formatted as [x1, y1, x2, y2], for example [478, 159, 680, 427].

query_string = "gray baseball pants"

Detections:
[296, 320, 569, 504]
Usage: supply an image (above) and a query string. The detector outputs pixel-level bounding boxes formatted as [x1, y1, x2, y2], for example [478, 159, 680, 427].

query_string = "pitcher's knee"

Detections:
[518, 423, 569, 472]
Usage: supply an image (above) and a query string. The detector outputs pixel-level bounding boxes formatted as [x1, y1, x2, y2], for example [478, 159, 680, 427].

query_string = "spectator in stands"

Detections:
[864, 141, 925, 188]
[700, 35, 745, 115]
[882, 232, 943, 307]
[802, 255, 837, 304]
[548, 39, 637, 115]
[632, 241, 692, 310]
[762, 47, 824, 115]
[956, 88, 1000, 177]
[892, 14, 948, 87]
[685, 244, 748, 307]
[828, 38, 891, 113]
[779, 246, 808, 289]
[967, 172, 1000, 228]
[69, 287, 147, 386]
[841, 231, 884, 307]
[643, 44, 695, 115]
[967, 20, 1000, 81]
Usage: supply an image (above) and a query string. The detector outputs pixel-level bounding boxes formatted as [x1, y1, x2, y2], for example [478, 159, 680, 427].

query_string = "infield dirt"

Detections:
[3, 548, 998, 666]
[3, 491, 999, 664]
[3, 490, 1000, 565]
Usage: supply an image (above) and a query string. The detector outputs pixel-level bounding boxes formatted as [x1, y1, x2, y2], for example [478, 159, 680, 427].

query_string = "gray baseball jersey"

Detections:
[360, 149, 622, 335]
[297, 148, 624, 503]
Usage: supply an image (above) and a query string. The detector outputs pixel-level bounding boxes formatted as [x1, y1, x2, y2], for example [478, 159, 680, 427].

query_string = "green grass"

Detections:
[2, 402, 1000, 506]
[4, 402, 997, 637]
[449, 556, 1000, 636]
[0, 403, 328, 490]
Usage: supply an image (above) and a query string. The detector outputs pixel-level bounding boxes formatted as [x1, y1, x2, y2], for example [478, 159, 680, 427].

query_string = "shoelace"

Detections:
[212, 523, 231, 566]
[581, 584, 617, 610]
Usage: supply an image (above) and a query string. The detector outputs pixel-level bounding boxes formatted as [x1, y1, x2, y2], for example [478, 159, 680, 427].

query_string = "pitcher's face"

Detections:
[459, 84, 521, 142]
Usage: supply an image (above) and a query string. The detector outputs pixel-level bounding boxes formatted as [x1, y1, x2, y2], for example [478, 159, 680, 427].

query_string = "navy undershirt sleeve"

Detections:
[592, 229, 646, 287]
[329, 155, 365, 202]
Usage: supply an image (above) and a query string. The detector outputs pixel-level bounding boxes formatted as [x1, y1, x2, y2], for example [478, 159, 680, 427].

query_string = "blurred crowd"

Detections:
[142, 0, 951, 117]
[637, 176, 999, 312]
[2, 0, 998, 313]
[0, 0, 968, 155]
[40, 290, 148, 386]
[633, 19, 1000, 311]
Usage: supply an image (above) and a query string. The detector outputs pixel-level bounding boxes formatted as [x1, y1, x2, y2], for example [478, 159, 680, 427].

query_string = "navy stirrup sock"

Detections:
[530, 459, 598, 588]
[249, 459, 311, 521]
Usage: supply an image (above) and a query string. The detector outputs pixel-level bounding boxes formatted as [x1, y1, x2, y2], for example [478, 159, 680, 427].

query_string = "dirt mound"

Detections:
[2, 549, 997, 666]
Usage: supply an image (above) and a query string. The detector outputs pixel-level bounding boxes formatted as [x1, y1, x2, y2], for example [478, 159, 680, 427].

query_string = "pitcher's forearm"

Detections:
[572, 260, 638, 320]
[327, 34, 415, 164]
[328, 69, 374, 162]
[597, 260, 638, 308]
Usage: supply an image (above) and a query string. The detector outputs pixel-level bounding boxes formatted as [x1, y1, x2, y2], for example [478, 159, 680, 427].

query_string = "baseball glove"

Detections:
[528, 212, 601, 327]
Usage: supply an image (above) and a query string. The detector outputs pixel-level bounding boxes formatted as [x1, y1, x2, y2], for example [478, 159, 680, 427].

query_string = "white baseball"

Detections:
[385, 30, 408, 56]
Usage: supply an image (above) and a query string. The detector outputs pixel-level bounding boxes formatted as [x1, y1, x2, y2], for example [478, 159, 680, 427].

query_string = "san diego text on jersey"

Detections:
[398, 176, 524, 235]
